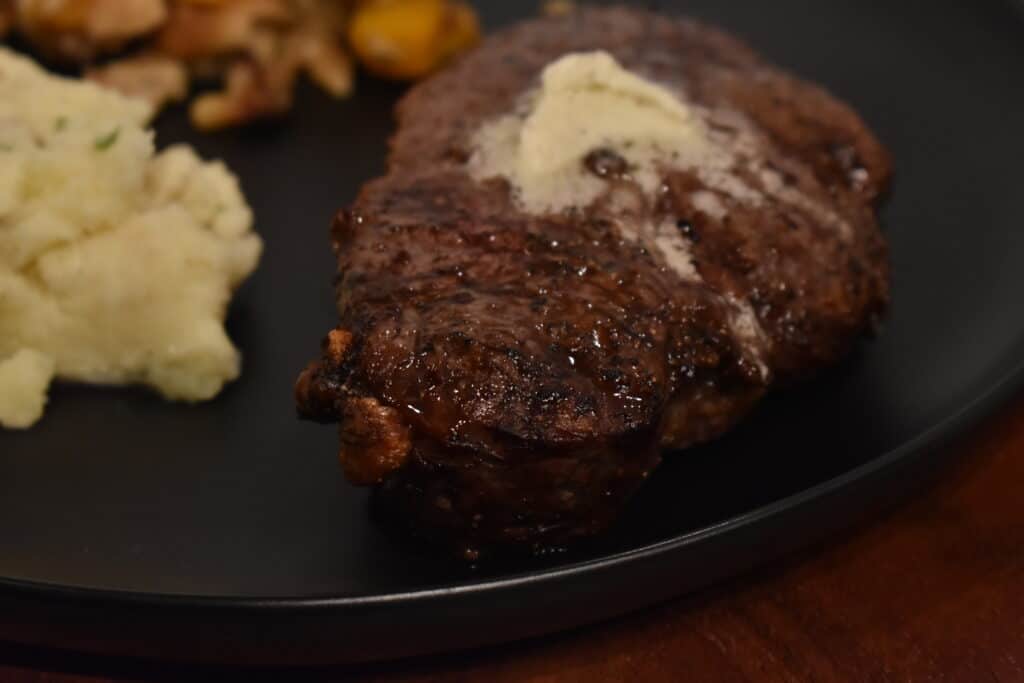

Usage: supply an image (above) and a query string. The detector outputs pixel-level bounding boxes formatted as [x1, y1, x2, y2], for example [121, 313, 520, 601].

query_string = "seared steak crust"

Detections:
[296, 7, 890, 558]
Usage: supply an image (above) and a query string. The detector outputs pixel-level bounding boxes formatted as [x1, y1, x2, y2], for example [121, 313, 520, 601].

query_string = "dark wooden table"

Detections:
[4, 393, 1024, 682]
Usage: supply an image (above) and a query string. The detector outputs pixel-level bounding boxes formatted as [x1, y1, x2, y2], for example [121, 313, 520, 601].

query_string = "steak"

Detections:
[295, 7, 891, 559]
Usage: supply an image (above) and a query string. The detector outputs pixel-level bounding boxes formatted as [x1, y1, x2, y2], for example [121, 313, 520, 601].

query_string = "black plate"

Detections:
[2, 0, 1024, 666]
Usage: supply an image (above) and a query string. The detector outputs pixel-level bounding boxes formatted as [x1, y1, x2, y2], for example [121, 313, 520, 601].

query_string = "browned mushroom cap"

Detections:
[14, 0, 167, 62]
[155, 0, 291, 62]
[160, 0, 354, 129]
[284, 17, 354, 98]
[86, 54, 189, 109]
[190, 57, 296, 130]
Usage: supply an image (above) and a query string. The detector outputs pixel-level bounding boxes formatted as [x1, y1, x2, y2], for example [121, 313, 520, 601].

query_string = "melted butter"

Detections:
[467, 50, 851, 299]
[725, 295, 770, 381]
[469, 51, 709, 214]
[652, 218, 700, 283]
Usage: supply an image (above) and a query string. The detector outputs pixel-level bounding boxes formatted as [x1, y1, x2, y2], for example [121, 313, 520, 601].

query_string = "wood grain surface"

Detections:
[3, 394, 1024, 682]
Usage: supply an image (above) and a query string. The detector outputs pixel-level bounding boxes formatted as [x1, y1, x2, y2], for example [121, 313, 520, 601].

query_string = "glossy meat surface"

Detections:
[296, 7, 890, 558]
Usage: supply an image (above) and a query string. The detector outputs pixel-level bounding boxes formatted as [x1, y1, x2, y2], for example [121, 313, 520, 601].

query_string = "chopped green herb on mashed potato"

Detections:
[0, 48, 263, 429]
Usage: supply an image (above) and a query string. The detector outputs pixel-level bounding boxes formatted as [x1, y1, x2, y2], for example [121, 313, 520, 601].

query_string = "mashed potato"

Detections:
[0, 48, 263, 429]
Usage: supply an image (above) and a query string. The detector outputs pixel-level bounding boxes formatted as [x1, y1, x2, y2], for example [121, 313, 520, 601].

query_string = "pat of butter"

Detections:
[470, 51, 707, 213]
[520, 51, 700, 179]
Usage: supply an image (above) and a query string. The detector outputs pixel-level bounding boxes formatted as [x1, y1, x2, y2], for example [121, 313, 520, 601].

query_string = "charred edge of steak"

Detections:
[296, 329, 413, 485]
[372, 429, 663, 562]
[295, 328, 355, 423]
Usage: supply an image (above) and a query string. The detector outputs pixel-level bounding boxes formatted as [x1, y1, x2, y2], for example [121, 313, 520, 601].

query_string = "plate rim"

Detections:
[3, 354, 1021, 613]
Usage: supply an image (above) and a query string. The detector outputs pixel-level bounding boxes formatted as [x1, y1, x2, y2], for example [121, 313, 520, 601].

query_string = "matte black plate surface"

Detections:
[2, 0, 1024, 665]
